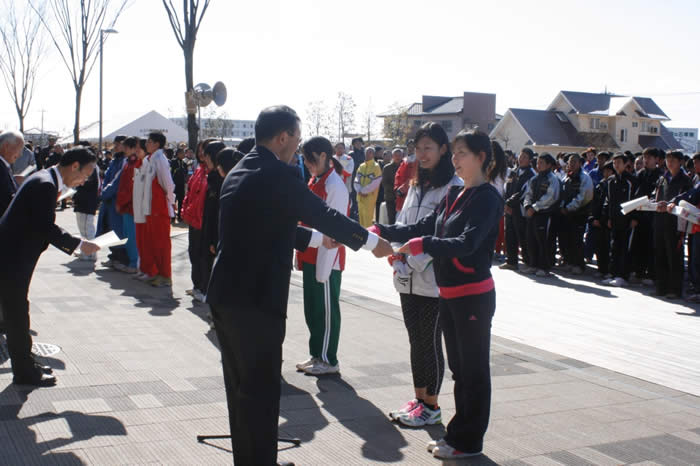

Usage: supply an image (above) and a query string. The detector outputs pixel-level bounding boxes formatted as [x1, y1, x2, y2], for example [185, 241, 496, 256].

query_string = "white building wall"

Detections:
[490, 112, 531, 153]
[667, 127, 698, 154]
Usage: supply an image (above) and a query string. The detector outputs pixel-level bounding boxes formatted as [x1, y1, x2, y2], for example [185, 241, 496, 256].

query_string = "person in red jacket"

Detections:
[394, 139, 417, 212]
[180, 138, 214, 301]
[115, 137, 141, 273]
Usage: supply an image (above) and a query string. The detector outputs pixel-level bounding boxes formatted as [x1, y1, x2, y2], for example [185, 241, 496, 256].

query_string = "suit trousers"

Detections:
[439, 290, 495, 454]
[653, 219, 684, 296]
[0, 281, 34, 377]
[188, 226, 209, 292]
[505, 212, 528, 266]
[210, 305, 286, 466]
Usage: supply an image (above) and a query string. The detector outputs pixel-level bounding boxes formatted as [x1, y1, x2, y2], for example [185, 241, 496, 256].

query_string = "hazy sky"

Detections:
[3, 0, 700, 139]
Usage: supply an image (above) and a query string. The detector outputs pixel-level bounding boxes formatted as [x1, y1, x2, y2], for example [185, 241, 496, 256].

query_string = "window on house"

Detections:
[641, 121, 649, 132]
[590, 118, 600, 130]
[620, 128, 628, 142]
[632, 122, 638, 128]
[651, 127, 658, 134]
[691, 132, 696, 138]
[441, 120, 453, 133]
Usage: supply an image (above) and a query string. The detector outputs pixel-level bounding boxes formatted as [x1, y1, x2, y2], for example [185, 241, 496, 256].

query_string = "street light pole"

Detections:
[99, 28, 118, 156]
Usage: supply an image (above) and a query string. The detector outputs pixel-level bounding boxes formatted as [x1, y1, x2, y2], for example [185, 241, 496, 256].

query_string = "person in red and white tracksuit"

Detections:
[296, 137, 350, 376]
[139, 132, 175, 288]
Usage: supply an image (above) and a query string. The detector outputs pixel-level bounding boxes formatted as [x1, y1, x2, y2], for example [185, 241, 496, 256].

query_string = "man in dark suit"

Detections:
[0, 147, 100, 387]
[0, 130, 25, 217]
[206, 106, 392, 466]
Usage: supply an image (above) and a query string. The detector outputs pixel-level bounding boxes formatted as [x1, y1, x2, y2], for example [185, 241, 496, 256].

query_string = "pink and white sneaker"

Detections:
[396, 403, 441, 427]
[388, 399, 419, 421]
[432, 443, 482, 459]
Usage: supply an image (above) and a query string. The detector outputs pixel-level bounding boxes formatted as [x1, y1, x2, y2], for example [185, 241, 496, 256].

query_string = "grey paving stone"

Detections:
[546, 450, 598, 466]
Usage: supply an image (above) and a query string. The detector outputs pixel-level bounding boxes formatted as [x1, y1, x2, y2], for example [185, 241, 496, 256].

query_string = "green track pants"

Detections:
[302, 263, 342, 366]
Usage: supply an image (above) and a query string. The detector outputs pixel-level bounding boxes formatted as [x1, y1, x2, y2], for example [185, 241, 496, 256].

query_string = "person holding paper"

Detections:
[206, 106, 392, 466]
[652, 150, 693, 299]
[0, 130, 24, 217]
[0, 147, 100, 386]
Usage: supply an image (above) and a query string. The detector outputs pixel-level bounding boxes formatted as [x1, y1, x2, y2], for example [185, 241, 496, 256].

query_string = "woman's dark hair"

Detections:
[237, 137, 255, 154]
[59, 146, 97, 168]
[302, 136, 342, 175]
[216, 148, 238, 174]
[452, 129, 507, 180]
[139, 138, 147, 152]
[165, 148, 174, 159]
[204, 141, 226, 160]
[123, 136, 139, 149]
[255, 105, 300, 142]
[412, 122, 455, 189]
[196, 138, 217, 162]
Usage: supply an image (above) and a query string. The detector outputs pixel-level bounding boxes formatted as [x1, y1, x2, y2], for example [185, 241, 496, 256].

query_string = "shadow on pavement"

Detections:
[92, 268, 180, 316]
[0, 385, 126, 464]
[62, 258, 96, 277]
[522, 273, 617, 298]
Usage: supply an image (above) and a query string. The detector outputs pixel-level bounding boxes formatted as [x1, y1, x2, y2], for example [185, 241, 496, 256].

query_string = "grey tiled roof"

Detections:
[633, 97, 669, 119]
[561, 91, 612, 114]
[422, 97, 463, 115]
[510, 108, 618, 149]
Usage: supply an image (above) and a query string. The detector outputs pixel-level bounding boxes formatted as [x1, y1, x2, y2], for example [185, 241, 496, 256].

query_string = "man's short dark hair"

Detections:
[539, 153, 556, 166]
[521, 147, 534, 159]
[113, 135, 127, 144]
[254, 105, 300, 143]
[667, 150, 684, 162]
[693, 152, 700, 162]
[597, 151, 612, 161]
[123, 136, 139, 149]
[148, 132, 166, 149]
[204, 141, 226, 160]
[612, 152, 626, 162]
[60, 146, 97, 168]
[216, 148, 239, 174]
[351, 137, 364, 145]
[237, 137, 255, 154]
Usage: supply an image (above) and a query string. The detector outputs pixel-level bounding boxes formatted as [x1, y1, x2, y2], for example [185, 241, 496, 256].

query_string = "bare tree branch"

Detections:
[161, 0, 212, 149]
[0, 0, 46, 132]
[29, 0, 129, 143]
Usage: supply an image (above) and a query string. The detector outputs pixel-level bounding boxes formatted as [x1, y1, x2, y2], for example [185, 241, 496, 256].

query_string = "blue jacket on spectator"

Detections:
[96, 153, 126, 237]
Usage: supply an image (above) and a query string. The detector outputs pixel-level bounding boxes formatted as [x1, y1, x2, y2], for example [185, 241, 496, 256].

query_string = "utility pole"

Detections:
[40, 109, 46, 146]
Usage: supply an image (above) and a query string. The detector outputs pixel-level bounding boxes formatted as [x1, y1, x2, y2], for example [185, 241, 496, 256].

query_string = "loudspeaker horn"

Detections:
[213, 81, 227, 107]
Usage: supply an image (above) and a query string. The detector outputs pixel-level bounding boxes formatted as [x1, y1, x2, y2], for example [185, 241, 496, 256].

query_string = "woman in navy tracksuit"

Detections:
[374, 129, 505, 460]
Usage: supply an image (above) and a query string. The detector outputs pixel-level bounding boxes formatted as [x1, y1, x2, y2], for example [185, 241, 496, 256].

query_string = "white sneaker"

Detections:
[427, 438, 447, 453]
[432, 444, 482, 459]
[303, 360, 340, 376]
[193, 289, 206, 303]
[610, 277, 628, 287]
[602, 277, 614, 285]
[389, 399, 420, 421]
[295, 357, 317, 372]
[396, 403, 441, 427]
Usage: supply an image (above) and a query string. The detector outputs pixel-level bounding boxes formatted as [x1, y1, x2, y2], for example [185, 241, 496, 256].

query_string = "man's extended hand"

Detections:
[322, 236, 339, 249]
[80, 241, 100, 256]
[504, 205, 512, 215]
[526, 207, 535, 217]
[372, 237, 393, 258]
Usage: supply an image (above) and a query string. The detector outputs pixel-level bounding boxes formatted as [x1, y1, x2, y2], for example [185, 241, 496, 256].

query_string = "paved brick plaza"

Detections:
[1, 211, 699, 465]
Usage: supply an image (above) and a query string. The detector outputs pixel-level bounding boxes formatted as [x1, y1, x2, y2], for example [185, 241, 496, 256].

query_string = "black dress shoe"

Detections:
[13, 370, 57, 387]
[277, 462, 294, 466]
[34, 361, 53, 374]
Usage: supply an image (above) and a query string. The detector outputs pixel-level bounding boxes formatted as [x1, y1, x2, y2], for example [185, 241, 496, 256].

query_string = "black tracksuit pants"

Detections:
[386, 199, 397, 225]
[439, 290, 495, 454]
[610, 226, 632, 280]
[592, 224, 610, 275]
[211, 305, 286, 466]
[653, 215, 684, 296]
[505, 212, 528, 266]
[188, 226, 210, 292]
[560, 214, 587, 268]
[631, 214, 655, 280]
[526, 213, 554, 271]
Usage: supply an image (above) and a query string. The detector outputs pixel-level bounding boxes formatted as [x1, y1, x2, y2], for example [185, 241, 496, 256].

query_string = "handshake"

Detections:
[321, 228, 411, 259]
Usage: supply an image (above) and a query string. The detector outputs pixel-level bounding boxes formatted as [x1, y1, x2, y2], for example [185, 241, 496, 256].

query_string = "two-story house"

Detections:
[490, 90, 682, 154]
[380, 91, 501, 141]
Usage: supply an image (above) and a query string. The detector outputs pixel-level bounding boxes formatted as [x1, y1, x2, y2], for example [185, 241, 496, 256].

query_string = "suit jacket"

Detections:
[206, 145, 370, 316]
[0, 157, 18, 217]
[0, 169, 81, 288]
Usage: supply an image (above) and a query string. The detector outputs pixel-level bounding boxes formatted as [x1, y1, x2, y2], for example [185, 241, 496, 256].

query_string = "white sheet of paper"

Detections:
[57, 188, 76, 202]
[19, 165, 37, 177]
[91, 231, 128, 248]
[620, 196, 650, 215]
